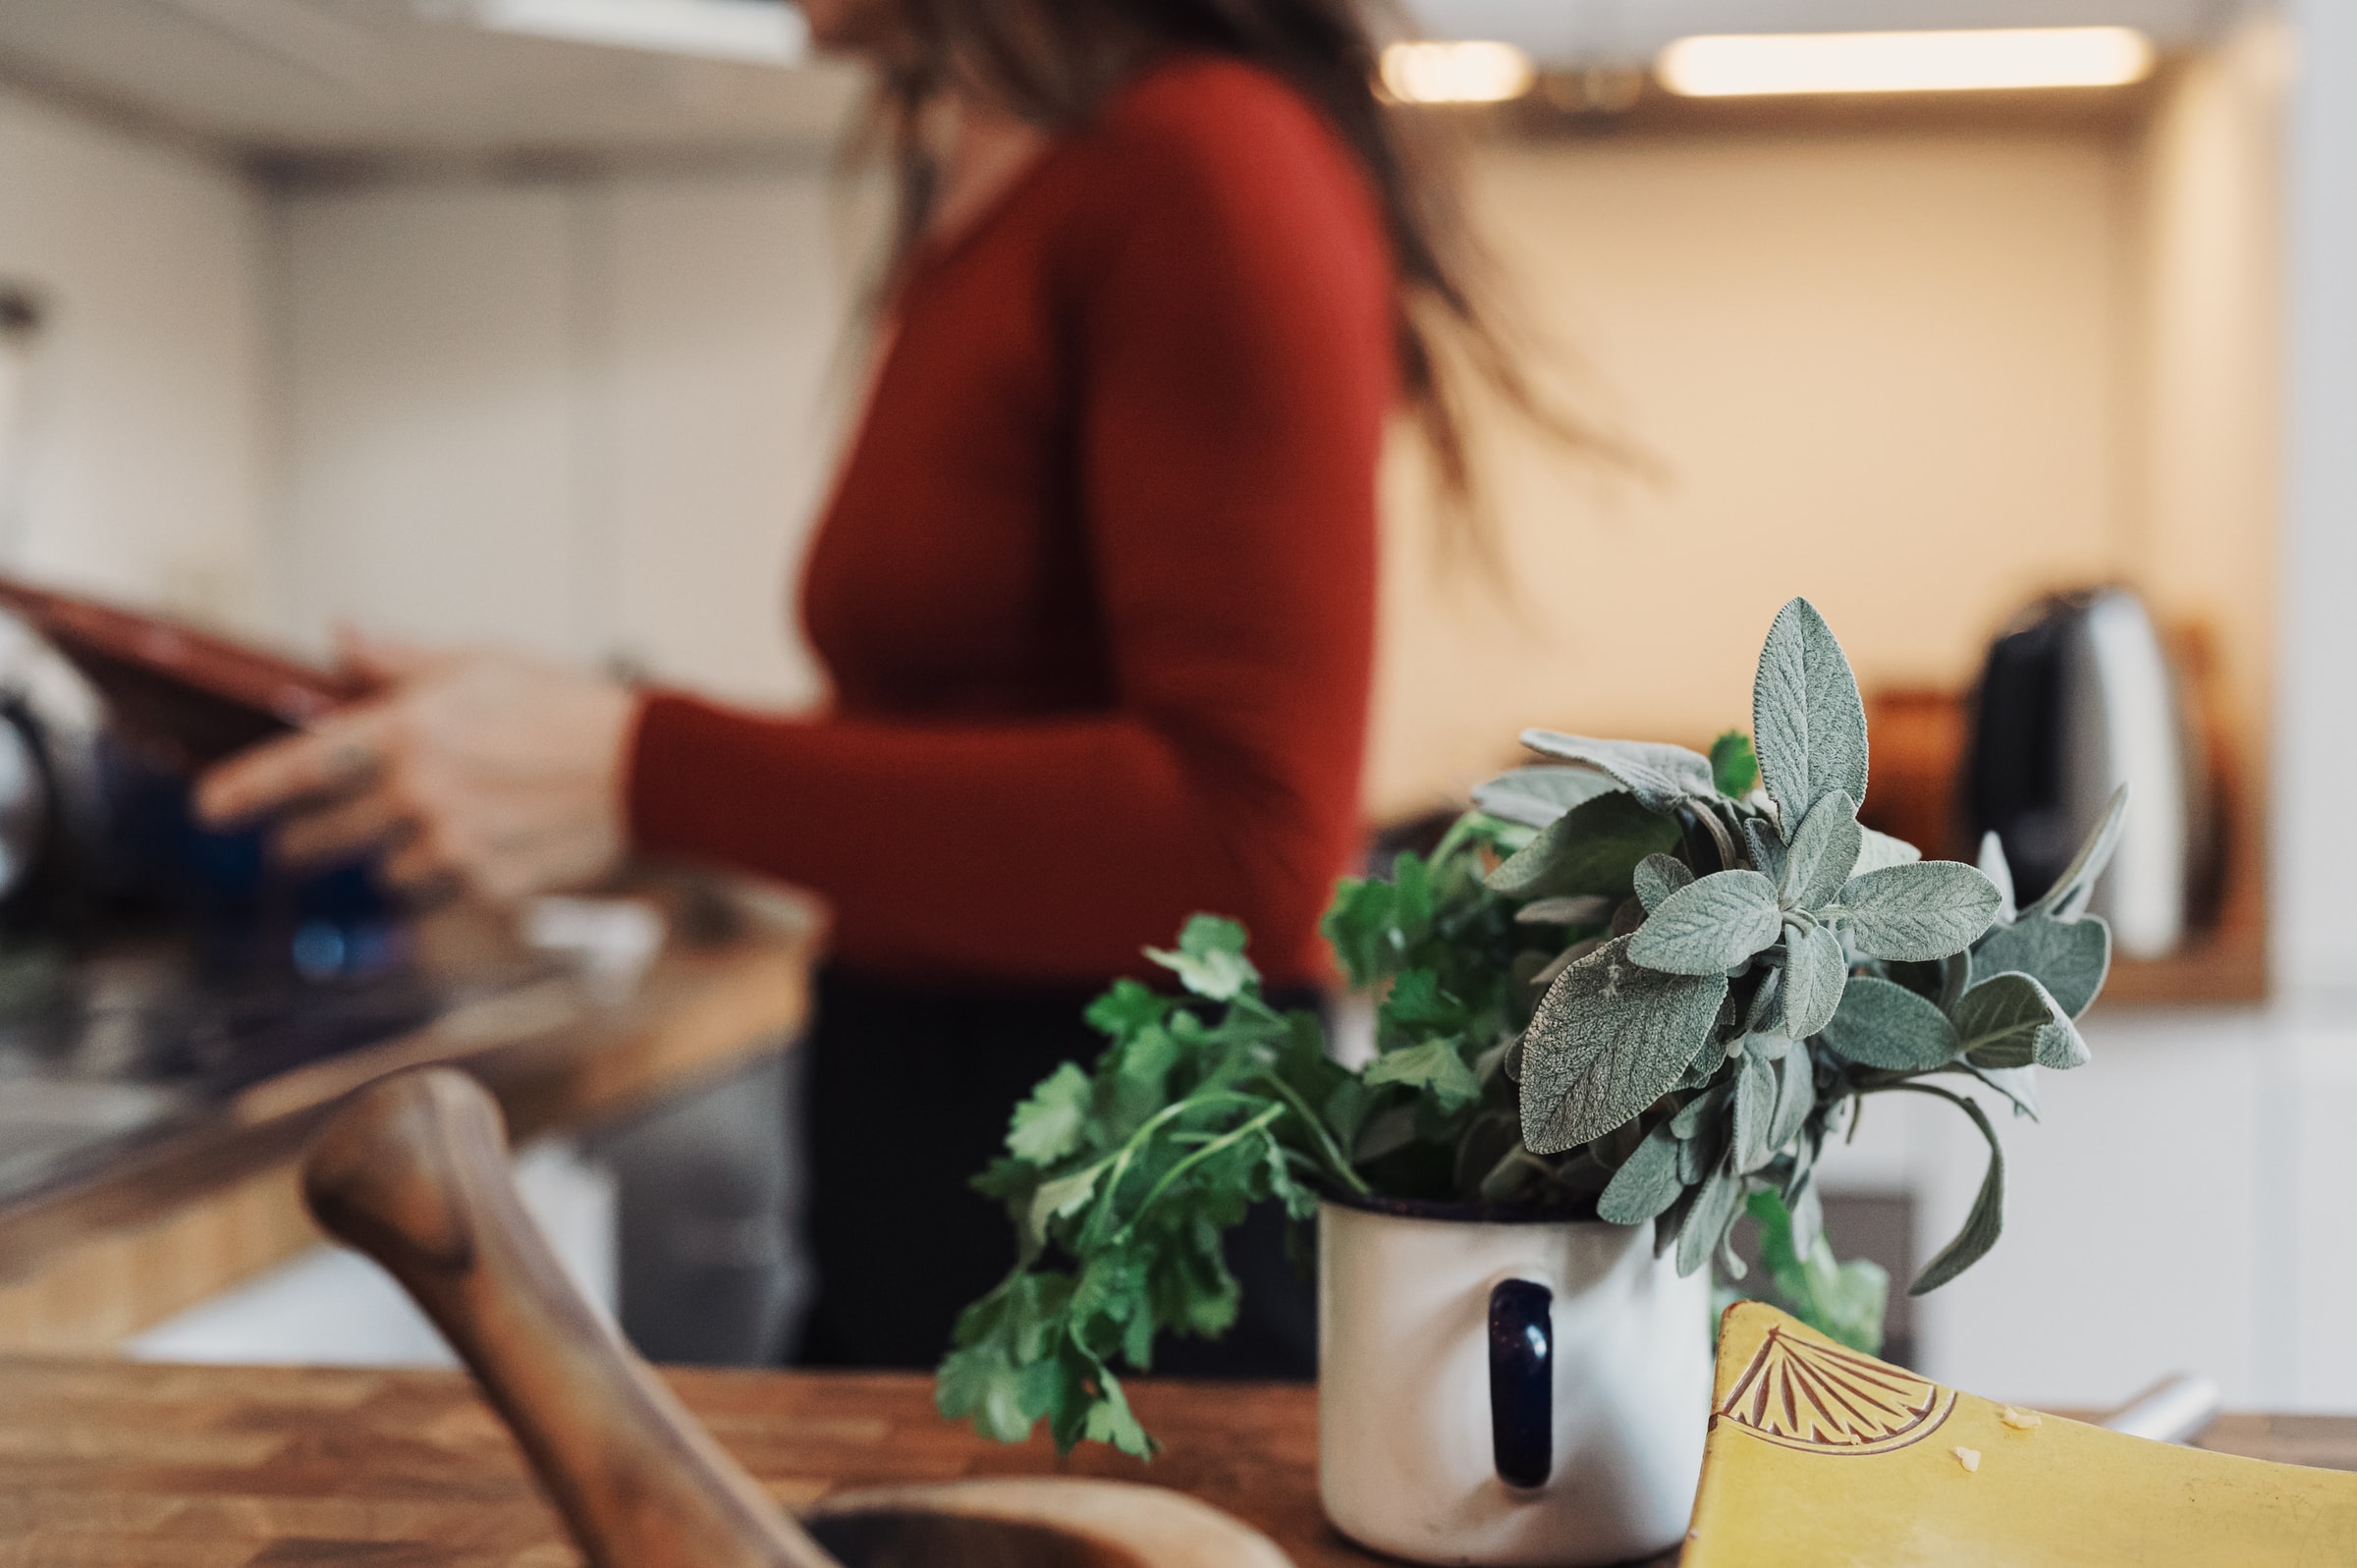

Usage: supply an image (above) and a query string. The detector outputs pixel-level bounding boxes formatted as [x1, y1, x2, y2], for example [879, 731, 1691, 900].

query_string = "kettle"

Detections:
[1962, 586, 2210, 960]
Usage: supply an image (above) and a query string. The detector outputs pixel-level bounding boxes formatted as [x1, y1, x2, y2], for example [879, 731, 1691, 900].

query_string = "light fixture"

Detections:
[459, 0, 806, 66]
[1656, 27, 2157, 97]
[1381, 40, 1537, 105]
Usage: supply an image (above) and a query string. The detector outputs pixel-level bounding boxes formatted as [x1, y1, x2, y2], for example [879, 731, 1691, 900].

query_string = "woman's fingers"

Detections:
[192, 647, 630, 905]
[272, 786, 414, 868]
[194, 711, 392, 827]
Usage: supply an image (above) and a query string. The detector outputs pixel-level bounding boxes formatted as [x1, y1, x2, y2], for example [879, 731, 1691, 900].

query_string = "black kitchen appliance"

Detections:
[1962, 586, 2212, 959]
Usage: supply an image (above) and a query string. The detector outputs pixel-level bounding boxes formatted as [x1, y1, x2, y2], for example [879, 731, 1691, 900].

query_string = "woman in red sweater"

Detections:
[201, 0, 1526, 1370]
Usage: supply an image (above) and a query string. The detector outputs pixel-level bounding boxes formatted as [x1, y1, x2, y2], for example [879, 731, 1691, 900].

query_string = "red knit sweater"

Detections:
[627, 55, 1392, 986]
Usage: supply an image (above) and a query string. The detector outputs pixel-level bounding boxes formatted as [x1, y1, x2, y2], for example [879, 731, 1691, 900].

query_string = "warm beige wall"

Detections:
[2127, 27, 2286, 764]
[1368, 129, 2143, 819]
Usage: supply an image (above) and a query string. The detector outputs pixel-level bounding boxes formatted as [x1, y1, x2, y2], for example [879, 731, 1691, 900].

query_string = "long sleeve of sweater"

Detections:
[627, 58, 1392, 986]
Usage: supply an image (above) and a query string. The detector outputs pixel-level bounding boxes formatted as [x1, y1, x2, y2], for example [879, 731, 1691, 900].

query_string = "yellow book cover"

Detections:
[1684, 1303, 2357, 1566]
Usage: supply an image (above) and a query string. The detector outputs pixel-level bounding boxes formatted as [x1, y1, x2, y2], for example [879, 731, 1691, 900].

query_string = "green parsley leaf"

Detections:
[1006, 1061, 1094, 1164]
[1082, 1368, 1156, 1458]
[1364, 1039, 1484, 1112]
[1320, 876, 1397, 987]
[935, 1340, 1033, 1442]
[1710, 730, 1761, 799]
[1086, 978, 1172, 1041]
[1146, 914, 1260, 1000]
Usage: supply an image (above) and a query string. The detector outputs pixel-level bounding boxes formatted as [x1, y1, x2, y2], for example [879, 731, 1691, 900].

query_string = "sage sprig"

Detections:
[1507, 597, 2115, 1292]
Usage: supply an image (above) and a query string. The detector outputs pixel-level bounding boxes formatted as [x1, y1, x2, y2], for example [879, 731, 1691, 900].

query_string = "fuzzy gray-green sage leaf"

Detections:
[1820, 976, 1959, 1070]
[1969, 913, 2110, 1020]
[1782, 791, 1865, 911]
[1954, 972, 2089, 1070]
[1520, 937, 1728, 1154]
[1752, 597, 1871, 833]
[2024, 783, 2129, 922]
[1628, 869, 1782, 976]
[1633, 852, 1695, 915]
[1597, 1122, 1684, 1224]
[1781, 920, 1849, 1039]
[1470, 765, 1623, 831]
[1517, 731, 1720, 814]
[1486, 790, 1681, 900]
[1904, 1086, 2007, 1293]
[1837, 861, 2001, 962]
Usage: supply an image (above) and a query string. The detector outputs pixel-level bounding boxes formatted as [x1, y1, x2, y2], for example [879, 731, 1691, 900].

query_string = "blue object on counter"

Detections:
[97, 735, 405, 980]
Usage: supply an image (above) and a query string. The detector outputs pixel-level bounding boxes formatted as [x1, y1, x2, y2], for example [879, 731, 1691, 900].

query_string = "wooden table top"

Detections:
[0, 878, 819, 1354]
[0, 1358, 2346, 1568]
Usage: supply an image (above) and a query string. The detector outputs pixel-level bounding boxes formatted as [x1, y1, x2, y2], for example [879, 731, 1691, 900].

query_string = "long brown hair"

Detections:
[862, 0, 1605, 538]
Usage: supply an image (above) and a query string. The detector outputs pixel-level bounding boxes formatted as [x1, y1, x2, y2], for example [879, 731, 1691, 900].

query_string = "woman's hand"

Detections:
[195, 638, 638, 905]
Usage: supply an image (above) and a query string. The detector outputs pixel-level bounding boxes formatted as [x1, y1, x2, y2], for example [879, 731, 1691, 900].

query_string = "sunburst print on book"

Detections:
[1717, 1325, 1956, 1455]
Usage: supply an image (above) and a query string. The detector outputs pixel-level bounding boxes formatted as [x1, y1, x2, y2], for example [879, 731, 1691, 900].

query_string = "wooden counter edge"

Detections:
[0, 892, 821, 1355]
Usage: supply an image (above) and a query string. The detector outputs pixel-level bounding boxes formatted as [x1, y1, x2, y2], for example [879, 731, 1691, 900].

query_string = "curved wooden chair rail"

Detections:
[301, 1068, 1295, 1568]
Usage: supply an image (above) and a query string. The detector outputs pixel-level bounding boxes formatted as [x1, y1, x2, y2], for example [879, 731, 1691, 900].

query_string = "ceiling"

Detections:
[1405, 0, 2245, 59]
[0, 0, 2256, 173]
[0, 0, 863, 170]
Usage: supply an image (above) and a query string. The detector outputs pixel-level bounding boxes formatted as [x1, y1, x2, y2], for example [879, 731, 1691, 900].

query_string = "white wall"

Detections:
[279, 185, 586, 661]
[595, 176, 851, 708]
[2277, 0, 2357, 998]
[1816, 1007, 2273, 1407]
[274, 170, 849, 708]
[0, 87, 270, 628]
[2264, 0, 2357, 1411]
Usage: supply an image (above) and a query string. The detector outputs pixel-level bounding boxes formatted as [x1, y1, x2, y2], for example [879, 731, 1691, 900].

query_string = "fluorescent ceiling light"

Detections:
[464, 0, 806, 65]
[1657, 27, 2157, 97]
[1382, 40, 1536, 105]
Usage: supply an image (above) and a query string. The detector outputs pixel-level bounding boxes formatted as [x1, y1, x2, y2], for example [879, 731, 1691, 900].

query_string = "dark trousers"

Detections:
[793, 965, 1316, 1379]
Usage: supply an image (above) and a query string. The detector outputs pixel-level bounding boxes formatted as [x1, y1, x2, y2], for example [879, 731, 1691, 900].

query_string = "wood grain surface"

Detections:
[0, 1360, 2343, 1568]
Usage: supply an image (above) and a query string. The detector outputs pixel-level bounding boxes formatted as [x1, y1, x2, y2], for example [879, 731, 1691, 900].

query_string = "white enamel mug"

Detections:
[1317, 1198, 1713, 1567]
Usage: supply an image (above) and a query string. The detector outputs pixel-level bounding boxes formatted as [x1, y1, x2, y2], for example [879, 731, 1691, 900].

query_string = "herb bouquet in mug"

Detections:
[936, 598, 2121, 1456]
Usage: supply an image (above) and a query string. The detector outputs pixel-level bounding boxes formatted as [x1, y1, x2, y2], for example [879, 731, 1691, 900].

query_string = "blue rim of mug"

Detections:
[1316, 1185, 1604, 1226]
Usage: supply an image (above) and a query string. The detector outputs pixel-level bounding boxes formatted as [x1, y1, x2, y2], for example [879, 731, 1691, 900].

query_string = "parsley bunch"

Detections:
[935, 916, 1360, 1457]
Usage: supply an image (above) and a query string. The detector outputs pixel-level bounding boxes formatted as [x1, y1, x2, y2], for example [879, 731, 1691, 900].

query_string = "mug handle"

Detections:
[1488, 1277, 1554, 1489]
